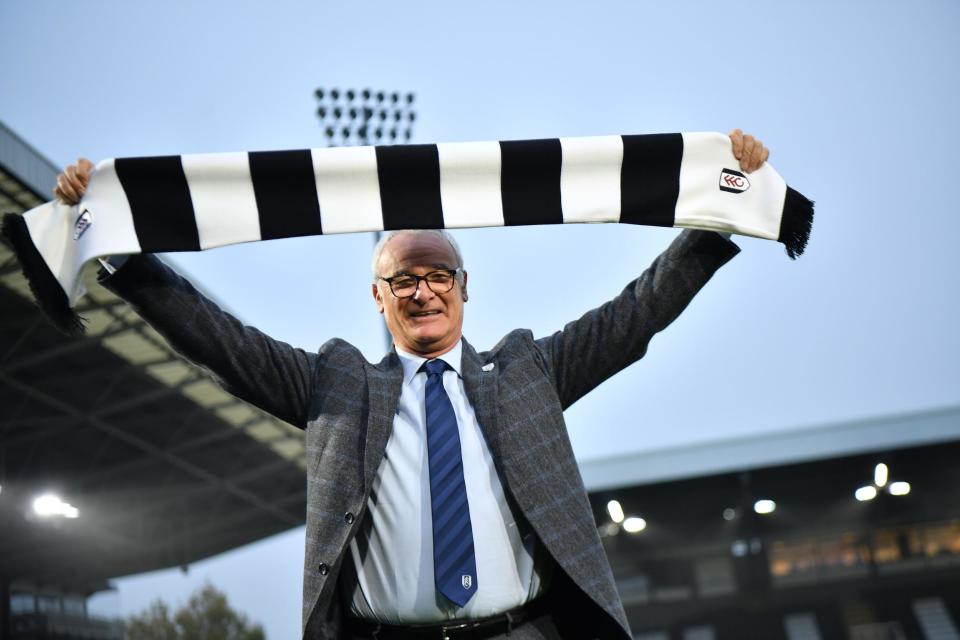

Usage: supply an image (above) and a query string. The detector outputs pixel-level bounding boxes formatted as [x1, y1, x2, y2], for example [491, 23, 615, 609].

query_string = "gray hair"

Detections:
[370, 229, 465, 283]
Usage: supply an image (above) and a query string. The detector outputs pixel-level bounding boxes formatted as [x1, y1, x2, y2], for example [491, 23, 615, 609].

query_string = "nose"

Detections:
[412, 278, 435, 302]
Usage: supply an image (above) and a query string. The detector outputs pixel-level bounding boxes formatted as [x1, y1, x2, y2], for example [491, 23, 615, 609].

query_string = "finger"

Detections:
[760, 147, 770, 166]
[61, 173, 80, 202]
[65, 164, 90, 198]
[77, 158, 94, 185]
[56, 174, 80, 203]
[728, 128, 743, 159]
[748, 142, 765, 172]
[742, 139, 759, 172]
[740, 135, 756, 171]
[57, 167, 83, 204]
[64, 165, 86, 197]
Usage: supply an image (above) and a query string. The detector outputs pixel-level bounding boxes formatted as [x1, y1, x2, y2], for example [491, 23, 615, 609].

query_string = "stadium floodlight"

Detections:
[606, 500, 625, 524]
[32, 493, 79, 519]
[855, 485, 878, 502]
[888, 481, 911, 496]
[874, 463, 889, 488]
[313, 86, 417, 353]
[753, 499, 776, 515]
[622, 517, 646, 534]
[314, 86, 416, 147]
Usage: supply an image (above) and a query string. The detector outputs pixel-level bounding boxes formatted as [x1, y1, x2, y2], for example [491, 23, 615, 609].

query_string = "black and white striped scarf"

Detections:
[2, 132, 812, 335]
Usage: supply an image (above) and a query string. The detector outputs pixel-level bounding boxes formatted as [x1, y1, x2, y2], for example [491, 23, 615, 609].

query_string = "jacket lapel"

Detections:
[459, 338, 502, 463]
[363, 351, 403, 490]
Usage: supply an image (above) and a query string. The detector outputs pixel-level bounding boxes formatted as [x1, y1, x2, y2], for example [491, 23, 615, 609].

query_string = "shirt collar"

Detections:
[395, 339, 463, 385]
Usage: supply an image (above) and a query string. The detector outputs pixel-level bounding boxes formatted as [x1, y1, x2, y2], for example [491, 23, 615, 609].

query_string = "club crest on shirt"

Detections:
[719, 168, 750, 194]
[73, 209, 93, 241]
[461, 574, 472, 589]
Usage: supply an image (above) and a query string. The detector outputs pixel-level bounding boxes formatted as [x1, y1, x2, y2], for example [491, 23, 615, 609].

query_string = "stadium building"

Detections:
[582, 408, 960, 639]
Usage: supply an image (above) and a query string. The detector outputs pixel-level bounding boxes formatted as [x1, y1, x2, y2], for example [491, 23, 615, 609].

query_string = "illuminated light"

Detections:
[33, 494, 61, 516]
[606, 500, 625, 524]
[888, 481, 911, 496]
[32, 494, 79, 519]
[874, 463, 889, 488]
[754, 499, 776, 515]
[722, 508, 737, 521]
[855, 486, 878, 501]
[731, 540, 748, 557]
[622, 517, 647, 534]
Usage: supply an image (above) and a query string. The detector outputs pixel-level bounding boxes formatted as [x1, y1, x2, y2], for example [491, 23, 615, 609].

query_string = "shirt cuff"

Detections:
[97, 255, 130, 276]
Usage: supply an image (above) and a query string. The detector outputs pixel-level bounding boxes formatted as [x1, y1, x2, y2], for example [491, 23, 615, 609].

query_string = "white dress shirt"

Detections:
[343, 340, 548, 623]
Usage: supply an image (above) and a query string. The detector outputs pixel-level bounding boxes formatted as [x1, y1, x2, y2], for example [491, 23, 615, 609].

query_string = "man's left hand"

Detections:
[728, 129, 770, 174]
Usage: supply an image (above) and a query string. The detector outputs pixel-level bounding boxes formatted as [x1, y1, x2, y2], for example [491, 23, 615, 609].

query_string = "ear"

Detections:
[460, 270, 469, 302]
[372, 282, 385, 314]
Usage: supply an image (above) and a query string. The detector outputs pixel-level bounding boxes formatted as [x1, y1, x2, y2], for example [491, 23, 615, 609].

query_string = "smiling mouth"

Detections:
[409, 311, 442, 318]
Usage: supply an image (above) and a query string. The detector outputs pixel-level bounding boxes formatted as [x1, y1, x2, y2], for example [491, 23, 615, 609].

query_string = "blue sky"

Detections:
[2, 1, 958, 638]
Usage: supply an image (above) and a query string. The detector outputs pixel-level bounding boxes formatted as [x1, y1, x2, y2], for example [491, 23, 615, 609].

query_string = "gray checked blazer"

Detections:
[102, 229, 739, 639]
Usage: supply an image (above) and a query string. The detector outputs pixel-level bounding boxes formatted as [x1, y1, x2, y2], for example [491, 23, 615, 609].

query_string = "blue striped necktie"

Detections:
[422, 359, 478, 607]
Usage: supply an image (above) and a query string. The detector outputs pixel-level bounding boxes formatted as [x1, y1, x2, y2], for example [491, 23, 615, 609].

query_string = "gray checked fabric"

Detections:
[101, 229, 740, 639]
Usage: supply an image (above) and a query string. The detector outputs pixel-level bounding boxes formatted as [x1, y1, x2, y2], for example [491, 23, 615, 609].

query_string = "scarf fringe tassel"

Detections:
[2, 212, 85, 336]
[779, 187, 814, 259]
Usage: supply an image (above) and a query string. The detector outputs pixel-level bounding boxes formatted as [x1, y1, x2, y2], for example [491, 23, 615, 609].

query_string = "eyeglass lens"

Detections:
[390, 271, 455, 297]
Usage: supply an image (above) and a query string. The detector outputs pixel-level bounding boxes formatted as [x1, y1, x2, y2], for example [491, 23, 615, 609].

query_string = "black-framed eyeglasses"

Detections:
[378, 269, 460, 298]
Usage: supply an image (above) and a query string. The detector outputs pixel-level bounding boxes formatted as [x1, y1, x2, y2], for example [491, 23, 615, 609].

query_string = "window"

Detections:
[694, 557, 736, 597]
[37, 595, 61, 614]
[784, 612, 822, 640]
[62, 596, 86, 616]
[922, 521, 960, 562]
[10, 593, 35, 615]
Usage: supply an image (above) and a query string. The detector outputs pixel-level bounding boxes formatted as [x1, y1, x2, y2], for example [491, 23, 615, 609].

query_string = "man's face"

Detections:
[372, 233, 468, 359]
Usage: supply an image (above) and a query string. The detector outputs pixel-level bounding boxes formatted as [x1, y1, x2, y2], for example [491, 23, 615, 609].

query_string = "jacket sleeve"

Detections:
[99, 254, 317, 428]
[533, 229, 740, 410]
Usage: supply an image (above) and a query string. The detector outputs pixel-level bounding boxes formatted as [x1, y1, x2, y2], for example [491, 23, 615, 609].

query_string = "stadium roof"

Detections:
[580, 405, 960, 491]
[0, 120, 306, 594]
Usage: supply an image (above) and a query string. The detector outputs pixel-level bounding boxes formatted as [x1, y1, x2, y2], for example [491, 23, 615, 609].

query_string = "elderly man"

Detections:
[55, 130, 769, 639]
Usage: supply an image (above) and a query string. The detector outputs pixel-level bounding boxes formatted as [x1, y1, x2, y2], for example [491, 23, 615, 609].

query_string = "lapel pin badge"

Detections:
[482, 363, 495, 372]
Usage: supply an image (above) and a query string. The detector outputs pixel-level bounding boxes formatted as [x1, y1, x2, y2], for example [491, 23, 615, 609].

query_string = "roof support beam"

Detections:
[0, 315, 44, 365]
[0, 371, 301, 527]
[74, 415, 265, 488]
[0, 325, 131, 374]
[90, 374, 202, 417]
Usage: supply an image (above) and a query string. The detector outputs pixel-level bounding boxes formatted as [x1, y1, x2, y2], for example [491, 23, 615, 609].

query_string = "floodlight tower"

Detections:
[313, 87, 418, 352]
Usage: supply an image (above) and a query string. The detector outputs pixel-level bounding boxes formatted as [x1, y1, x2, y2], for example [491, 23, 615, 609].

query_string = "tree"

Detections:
[124, 583, 266, 640]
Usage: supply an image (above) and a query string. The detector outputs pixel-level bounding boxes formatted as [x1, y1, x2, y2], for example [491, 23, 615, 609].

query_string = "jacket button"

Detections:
[318, 563, 329, 576]
[345, 512, 355, 524]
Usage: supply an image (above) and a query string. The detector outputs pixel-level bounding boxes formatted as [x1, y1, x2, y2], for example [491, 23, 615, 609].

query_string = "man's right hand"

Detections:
[54, 158, 94, 205]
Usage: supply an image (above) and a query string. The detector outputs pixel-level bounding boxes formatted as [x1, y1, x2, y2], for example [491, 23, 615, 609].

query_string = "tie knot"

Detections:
[422, 359, 449, 377]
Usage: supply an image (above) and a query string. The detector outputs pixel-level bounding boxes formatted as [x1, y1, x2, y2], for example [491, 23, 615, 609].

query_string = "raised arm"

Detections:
[55, 158, 317, 427]
[535, 229, 739, 409]
[98, 255, 318, 427]
[535, 129, 768, 408]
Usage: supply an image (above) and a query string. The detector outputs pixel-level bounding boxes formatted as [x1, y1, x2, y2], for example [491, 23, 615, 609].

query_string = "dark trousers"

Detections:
[343, 565, 618, 640]
[346, 608, 563, 639]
